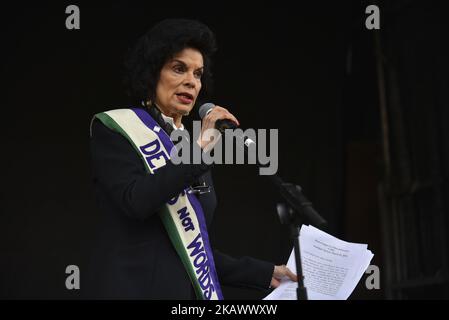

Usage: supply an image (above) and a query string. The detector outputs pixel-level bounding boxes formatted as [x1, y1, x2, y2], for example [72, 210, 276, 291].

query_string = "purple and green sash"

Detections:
[92, 108, 223, 300]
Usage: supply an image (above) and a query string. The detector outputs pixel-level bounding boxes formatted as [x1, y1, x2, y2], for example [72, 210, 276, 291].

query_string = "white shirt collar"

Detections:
[152, 103, 184, 130]
[158, 111, 184, 131]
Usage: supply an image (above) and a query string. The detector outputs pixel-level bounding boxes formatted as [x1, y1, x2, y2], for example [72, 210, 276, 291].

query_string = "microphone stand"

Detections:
[218, 126, 327, 300]
[268, 174, 327, 301]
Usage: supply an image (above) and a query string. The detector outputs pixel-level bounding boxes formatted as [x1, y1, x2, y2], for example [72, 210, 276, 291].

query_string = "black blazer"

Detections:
[85, 108, 274, 299]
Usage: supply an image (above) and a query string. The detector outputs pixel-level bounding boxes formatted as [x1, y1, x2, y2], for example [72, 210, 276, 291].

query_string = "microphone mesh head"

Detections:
[198, 103, 215, 119]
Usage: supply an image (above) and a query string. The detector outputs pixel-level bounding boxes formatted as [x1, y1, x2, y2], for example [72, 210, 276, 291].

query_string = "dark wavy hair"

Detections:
[124, 19, 217, 106]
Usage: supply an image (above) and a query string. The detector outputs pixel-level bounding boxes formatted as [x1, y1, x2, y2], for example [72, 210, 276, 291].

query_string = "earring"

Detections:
[141, 99, 152, 108]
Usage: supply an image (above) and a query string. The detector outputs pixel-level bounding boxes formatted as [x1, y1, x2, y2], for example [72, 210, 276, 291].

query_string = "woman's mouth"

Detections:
[176, 92, 194, 104]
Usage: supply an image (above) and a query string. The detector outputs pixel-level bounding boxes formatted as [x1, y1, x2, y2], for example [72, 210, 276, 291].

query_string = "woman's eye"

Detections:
[173, 65, 184, 73]
[194, 71, 203, 79]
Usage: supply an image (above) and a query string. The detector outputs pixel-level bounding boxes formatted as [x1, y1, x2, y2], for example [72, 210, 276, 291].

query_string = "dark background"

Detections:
[0, 1, 447, 299]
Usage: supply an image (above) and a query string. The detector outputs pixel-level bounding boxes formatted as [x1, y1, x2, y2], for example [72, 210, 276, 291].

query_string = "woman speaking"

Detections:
[86, 19, 296, 299]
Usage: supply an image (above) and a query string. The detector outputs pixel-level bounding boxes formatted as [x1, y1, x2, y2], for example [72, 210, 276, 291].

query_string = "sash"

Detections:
[92, 108, 223, 300]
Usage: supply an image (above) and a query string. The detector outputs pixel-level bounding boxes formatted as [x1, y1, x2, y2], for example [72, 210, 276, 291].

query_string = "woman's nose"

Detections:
[183, 72, 196, 88]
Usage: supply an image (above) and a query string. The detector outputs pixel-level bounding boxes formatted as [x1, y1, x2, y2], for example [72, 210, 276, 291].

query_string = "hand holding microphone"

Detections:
[197, 103, 240, 150]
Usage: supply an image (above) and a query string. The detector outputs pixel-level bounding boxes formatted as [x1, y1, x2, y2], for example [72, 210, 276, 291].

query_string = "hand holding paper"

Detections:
[264, 225, 374, 300]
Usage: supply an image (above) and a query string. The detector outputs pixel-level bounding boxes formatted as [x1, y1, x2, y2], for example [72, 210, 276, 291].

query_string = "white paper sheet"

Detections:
[264, 225, 374, 300]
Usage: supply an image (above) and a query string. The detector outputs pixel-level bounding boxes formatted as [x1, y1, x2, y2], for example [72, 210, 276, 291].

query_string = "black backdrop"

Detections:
[0, 1, 446, 299]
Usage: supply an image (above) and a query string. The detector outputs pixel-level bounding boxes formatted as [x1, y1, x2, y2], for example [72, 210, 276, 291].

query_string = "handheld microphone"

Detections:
[198, 103, 239, 132]
[198, 103, 255, 148]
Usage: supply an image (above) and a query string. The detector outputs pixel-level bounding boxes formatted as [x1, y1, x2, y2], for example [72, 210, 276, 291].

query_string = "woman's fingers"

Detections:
[207, 106, 240, 126]
[285, 268, 298, 282]
[199, 105, 240, 150]
[216, 106, 239, 125]
[273, 265, 298, 282]
[270, 277, 281, 289]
